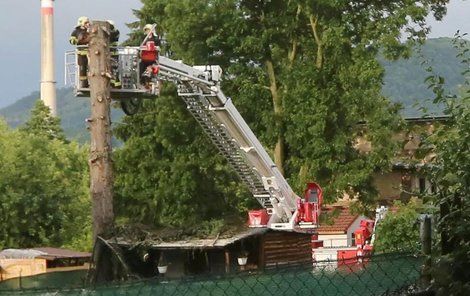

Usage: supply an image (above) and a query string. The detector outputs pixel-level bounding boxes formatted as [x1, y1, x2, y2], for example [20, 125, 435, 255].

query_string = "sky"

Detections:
[0, 0, 142, 108]
[0, 0, 469, 109]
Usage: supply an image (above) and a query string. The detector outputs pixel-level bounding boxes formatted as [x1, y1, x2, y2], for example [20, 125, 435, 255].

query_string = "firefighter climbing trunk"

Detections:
[88, 21, 114, 243]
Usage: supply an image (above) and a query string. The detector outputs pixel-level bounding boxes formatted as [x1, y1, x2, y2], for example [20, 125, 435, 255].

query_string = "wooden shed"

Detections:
[112, 228, 312, 279]
[0, 248, 91, 281]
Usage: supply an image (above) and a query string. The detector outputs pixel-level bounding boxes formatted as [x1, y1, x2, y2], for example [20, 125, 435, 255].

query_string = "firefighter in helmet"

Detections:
[107, 20, 121, 88]
[143, 24, 161, 47]
[140, 24, 161, 86]
[70, 16, 91, 88]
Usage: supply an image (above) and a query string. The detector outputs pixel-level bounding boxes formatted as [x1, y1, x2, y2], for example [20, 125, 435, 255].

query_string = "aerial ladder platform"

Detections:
[65, 42, 323, 232]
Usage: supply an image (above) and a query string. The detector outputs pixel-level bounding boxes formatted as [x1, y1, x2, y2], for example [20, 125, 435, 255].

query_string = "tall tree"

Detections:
[0, 119, 90, 250]
[20, 99, 66, 142]
[114, 85, 253, 227]
[117, 0, 449, 225]
[424, 35, 470, 293]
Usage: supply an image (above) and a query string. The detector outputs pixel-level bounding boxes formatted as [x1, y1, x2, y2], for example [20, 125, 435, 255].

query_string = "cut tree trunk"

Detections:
[88, 21, 114, 243]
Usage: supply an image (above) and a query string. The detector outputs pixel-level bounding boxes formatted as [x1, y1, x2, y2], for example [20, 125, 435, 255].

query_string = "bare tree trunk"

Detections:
[265, 59, 285, 176]
[88, 21, 114, 243]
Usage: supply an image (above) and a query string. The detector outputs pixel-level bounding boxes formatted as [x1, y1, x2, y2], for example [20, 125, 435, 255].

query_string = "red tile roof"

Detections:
[317, 206, 360, 234]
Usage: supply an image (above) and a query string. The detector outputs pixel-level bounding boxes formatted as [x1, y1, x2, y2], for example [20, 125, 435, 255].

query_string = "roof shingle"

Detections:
[317, 206, 360, 234]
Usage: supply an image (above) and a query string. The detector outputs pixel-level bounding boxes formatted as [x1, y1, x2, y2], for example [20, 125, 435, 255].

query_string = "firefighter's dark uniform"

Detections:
[69, 26, 90, 88]
[109, 25, 121, 88]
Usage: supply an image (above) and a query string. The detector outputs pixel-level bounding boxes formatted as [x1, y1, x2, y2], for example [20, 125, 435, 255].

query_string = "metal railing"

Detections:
[64, 46, 145, 94]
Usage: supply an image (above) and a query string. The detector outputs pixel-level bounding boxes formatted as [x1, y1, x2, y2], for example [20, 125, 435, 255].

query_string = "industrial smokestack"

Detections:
[40, 0, 57, 116]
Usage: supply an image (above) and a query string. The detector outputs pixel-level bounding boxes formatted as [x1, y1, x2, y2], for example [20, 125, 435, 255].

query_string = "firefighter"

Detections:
[143, 24, 161, 48]
[140, 24, 161, 85]
[107, 20, 121, 88]
[70, 16, 91, 88]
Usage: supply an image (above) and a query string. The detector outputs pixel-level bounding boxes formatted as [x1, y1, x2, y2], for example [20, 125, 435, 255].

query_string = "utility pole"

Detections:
[40, 0, 57, 115]
[87, 21, 114, 243]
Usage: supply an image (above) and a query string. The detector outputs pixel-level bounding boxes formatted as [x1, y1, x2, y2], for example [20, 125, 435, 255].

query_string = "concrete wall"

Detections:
[318, 234, 348, 248]
[373, 171, 402, 200]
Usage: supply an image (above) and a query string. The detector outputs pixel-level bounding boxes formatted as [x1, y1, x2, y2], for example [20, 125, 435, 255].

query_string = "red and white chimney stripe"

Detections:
[41, 0, 54, 15]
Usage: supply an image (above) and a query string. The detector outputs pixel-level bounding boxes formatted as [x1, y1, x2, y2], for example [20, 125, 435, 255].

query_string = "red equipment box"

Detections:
[338, 249, 358, 265]
[248, 210, 269, 227]
[140, 41, 157, 63]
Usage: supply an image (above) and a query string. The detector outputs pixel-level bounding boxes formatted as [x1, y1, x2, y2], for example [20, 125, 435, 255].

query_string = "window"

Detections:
[419, 178, 426, 193]
[308, 191, 318, 203]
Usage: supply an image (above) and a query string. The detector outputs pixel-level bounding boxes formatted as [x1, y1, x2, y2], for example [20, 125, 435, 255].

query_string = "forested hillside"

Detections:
[381, 37, 468, 116]
[0, 87, 124, 143]
[0, 38, 466, 141]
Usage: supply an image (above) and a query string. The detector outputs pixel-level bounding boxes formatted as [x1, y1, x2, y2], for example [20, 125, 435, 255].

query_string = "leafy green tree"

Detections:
[423, 35, 470, 294]
[0, 115, 91, 250]
[113, 86, 253, 228]
[116, 0, 448, 229]
[20, 99, 67, 142]
[116, 0, 450, 227]
[374, 199, 421, 253]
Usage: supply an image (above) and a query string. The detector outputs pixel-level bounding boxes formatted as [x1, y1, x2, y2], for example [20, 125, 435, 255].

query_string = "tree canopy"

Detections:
[19, 100, 67, 142]
[423, 35, 470, 293]
[113, 86, 253, 228]
[113, 0, 450, 228]
[0, 101, 91, 250]
[373, 199, 422, 253]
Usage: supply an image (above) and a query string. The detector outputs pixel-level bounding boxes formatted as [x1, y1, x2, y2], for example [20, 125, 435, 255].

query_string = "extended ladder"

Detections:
[156, 57, 300, 229]
[65, 48, 318, 231]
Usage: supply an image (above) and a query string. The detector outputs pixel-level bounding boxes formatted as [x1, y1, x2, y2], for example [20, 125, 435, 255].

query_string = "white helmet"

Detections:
[77, 16, 89, 27]
[143, 24, 153, 32]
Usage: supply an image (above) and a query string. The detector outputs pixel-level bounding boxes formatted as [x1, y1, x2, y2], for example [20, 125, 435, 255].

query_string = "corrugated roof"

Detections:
[115, 227, 269, 250]
[0, 248, 90, 260]
[317, 206, 361, 234]
[0, 249, 46, 259]
[30, 247, 91, 260]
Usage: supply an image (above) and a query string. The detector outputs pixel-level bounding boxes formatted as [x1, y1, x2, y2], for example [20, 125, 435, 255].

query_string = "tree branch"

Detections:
[309, 14, 323, 69]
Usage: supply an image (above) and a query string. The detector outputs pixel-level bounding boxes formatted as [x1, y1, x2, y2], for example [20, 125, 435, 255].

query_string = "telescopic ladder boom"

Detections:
[156, 56, 300, 229]
[65, 46, 320, 231]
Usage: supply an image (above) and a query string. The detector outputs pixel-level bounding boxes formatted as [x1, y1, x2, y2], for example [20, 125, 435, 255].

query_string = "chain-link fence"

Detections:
[0, 253, 423, 296]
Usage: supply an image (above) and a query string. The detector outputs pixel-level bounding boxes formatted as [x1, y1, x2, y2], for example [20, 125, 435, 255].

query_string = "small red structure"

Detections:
[311, 234, 324, 248]
[248, 209, 269, 227]
[354, 219, 375, 246]
[337, 249, 358, 266]
[297, 182, 323, 226]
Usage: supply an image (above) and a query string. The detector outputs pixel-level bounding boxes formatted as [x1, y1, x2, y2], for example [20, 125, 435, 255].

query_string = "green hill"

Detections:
[0, 38, 467, 140]
[0, 87, 124, 143]
[381, 37, 468, 117]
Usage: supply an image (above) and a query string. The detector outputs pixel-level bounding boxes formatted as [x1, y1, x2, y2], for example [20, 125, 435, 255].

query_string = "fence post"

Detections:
[420, 214, 432, 288]
[224, 249, 230, 274]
